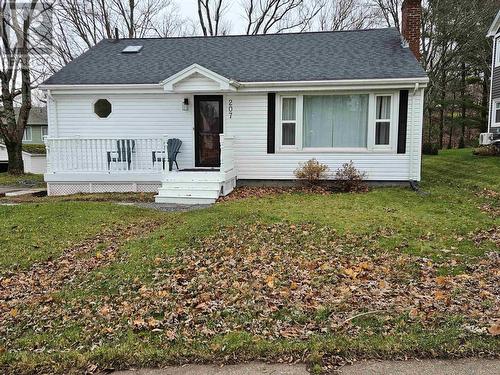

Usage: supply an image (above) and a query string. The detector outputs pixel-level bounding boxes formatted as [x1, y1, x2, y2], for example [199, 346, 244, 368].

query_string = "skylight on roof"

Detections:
[122, 45, 143, 53]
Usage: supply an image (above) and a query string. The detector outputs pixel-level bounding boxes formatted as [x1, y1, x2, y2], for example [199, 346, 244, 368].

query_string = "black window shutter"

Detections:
[397, 90, 409, 154]
[267, 93, 276, 154]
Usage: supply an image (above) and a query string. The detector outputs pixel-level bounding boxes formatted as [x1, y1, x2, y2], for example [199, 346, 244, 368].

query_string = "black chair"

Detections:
[167, 138, 182, 171]
[107, 139, 136, 170]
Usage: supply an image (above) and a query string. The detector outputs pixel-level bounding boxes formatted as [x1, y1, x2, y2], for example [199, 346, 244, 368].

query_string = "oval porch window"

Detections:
[94, 99, 112, 118]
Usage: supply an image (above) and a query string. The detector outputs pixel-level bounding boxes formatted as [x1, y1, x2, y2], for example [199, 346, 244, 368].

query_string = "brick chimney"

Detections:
[401, 0, 421, 61]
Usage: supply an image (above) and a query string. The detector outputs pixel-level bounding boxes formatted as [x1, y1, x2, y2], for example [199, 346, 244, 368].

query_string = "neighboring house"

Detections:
[482, 10, 500, 146]
[19, 107, 48, 144]
[0, 144, 47, 174]
[41, 0, 428, 203]
[0, 107, 48, 173]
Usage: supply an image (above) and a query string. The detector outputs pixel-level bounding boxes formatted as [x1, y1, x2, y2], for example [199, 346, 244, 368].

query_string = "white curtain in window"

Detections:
[303, 94, 368, 148]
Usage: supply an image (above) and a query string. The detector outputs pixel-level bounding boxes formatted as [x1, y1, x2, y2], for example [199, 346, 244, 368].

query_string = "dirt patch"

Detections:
[217, 186, 330, 202]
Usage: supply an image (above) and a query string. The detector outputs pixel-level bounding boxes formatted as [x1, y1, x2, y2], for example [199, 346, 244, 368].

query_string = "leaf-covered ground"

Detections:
[0, 149, 499, 374]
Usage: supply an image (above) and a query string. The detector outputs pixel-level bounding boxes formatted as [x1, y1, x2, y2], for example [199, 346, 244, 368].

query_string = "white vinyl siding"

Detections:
[49, 88, 424, 182]
[225, 90, 423, 181]
[173, 72, 221, 92]
[52, 93, 195, 169]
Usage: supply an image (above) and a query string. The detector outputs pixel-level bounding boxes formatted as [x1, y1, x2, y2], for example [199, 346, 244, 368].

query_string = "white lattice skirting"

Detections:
[48, 182, 162, 196]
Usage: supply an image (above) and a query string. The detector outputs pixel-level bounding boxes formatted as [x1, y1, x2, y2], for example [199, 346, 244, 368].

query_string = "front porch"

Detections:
[44, 135, 236, 203]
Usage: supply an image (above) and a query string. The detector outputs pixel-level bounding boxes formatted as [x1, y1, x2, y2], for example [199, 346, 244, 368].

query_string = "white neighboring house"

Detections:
[41, 0, 428, 204]
[0, 144, 46, 174]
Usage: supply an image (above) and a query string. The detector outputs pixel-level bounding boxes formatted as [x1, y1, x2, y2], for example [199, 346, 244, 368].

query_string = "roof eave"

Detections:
[487, 10, 500, 37]
[40, 77, 429, 92]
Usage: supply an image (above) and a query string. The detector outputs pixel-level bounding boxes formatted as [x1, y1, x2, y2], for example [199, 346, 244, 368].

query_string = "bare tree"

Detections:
[318, 0, 376, 31]
[44, 0, 184, 72]
[0, 0, 50, 174]
[371, 0, 400, 29]
[243, 0, 322, 35]
[197, 0, 231, 36]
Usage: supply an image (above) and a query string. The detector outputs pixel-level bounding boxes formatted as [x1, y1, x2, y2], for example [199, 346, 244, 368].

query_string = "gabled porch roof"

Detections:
[160, 64, 239, 92]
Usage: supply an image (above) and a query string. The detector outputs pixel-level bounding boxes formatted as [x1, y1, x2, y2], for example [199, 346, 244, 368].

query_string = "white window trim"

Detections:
[23, 126, 32, 141]
[278, 95, 301, 150]
[92, 98, 113, 119]
[496, 38, 500, 67]
[41, 126, 48, 137]
[372, 93, 398, 151]
[494, 100, 500, 126]
[276, 91, 399, 153]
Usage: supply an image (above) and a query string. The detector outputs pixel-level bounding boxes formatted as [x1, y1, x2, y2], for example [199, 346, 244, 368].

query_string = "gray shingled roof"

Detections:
[43, 28, 427, 85]
[12, 107, 47, 124]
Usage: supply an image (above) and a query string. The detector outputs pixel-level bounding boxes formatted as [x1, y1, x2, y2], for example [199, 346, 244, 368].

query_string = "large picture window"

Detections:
[303, 94, 368, 148]
[278, 92, 396, 152]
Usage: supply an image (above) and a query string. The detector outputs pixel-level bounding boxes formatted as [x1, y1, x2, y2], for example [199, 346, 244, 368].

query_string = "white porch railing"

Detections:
[219, 134, 235, 176]
[45, 137, 166, 173]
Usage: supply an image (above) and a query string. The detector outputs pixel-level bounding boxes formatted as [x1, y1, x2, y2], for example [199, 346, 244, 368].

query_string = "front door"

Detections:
[194, 95, 223, 168]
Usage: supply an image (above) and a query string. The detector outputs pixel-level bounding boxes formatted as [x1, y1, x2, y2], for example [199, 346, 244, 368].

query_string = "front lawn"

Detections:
[0, 149, 498, 374]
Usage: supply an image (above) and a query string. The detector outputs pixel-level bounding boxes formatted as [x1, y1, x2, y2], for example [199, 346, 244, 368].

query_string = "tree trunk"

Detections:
[6, 141, 24, 174]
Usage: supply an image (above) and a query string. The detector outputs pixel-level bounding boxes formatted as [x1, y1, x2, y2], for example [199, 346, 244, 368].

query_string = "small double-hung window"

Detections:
[496, 38, 500, 67]
[281, 97, 297, 147]
[375, 95, 392, 146]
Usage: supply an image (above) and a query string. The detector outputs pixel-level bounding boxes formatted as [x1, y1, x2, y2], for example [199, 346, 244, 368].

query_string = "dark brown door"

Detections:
[194, 95, 223, 167]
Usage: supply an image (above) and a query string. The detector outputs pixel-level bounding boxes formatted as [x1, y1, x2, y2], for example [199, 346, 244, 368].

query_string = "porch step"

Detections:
[155, 196, 217, 205]
[162, 171, 223, 182]
[154, 171, 224, 205]
[156, 188, 220, 199]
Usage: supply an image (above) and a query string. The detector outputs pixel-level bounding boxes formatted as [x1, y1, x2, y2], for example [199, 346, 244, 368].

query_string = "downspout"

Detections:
[408, 83, 418, 181]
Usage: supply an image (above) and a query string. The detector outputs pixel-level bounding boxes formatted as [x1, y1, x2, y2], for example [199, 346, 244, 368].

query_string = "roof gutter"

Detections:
[239, 77, 429, 88]
[40, 77, 429, 92]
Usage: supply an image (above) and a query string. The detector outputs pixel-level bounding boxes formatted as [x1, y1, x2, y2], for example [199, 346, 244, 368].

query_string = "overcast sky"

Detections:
[177, 0, 247, 34]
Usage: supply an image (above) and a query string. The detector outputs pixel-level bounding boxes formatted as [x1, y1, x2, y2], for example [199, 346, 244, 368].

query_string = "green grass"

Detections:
[0, 202, 161, 272]
[0, 148, 499, 374]
[0, 172, 45, 188]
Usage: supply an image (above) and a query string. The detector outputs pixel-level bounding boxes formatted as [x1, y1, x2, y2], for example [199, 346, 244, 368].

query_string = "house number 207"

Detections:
[228, 99, 233, 118]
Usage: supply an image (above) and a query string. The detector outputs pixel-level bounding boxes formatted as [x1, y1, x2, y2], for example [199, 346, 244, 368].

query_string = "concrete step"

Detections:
[158, 182, 222, 190]
[162, 172, 223, 183]
[154, 195, 217, 205]
[156, 188, 220, 199]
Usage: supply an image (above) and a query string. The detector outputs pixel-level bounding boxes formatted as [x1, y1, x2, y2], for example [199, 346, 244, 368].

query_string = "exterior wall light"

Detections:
[182, 98, 189, 111]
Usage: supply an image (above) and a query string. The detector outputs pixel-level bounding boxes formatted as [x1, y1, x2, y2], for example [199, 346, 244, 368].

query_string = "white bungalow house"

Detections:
[41, 0, 427, 204]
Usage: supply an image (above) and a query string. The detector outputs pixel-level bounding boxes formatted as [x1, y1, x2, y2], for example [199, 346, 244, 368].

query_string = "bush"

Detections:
[473, 145, 500, 157]
[333, 161, 367, 193]
[22, 144, 46, 154]
[422, 143, 439, 155]
[294, 159, 330, 186]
